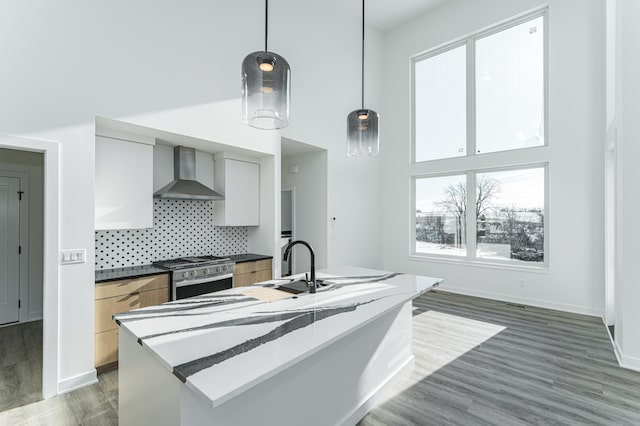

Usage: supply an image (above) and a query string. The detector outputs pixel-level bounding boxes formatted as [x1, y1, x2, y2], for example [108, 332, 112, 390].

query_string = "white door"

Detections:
[0, 176, 20, 325]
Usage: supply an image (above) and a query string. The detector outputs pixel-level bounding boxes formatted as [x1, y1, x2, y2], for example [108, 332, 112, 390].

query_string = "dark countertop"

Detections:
[95, 253, 272, 283]
[228, 253, 273, 264]
[95, 265, 169, 283]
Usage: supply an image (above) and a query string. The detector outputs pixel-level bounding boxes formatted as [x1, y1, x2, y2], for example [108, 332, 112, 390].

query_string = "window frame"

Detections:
[412, 164, 548, 269]
[411, 8, 549, 164]
[409, 8, 550, 271]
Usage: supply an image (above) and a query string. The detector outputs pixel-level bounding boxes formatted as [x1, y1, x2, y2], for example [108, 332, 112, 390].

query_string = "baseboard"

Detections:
[58, 369, 98, 394]
[341, 355, 415, 425]
[439, 285, 602, 318]
[27, 311, 43, 322]
[612, 340, 640, 372]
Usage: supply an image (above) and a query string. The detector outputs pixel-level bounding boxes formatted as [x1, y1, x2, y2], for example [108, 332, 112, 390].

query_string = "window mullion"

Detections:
[466, 39, 476, 158]
[466, 171, 477, 260]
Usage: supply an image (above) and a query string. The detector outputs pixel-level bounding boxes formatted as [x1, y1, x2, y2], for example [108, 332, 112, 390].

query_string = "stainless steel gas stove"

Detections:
[153, 256, 235, 300]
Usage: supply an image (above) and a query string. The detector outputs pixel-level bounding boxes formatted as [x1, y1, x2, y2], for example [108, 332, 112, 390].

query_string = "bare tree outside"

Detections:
[416, 169, 544, 263]
[435, 176, 500, 248]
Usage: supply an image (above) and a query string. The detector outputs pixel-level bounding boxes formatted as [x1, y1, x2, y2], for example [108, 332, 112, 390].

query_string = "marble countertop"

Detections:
[114, 266, 442, 408]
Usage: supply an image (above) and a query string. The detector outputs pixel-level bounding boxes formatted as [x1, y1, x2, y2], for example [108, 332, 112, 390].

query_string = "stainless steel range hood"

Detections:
[154, 146, 224, 201]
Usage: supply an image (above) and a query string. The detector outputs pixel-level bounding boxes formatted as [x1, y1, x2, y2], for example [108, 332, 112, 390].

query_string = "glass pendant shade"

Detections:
[347, 108, 379, 156]
[242, 51, 291, 129]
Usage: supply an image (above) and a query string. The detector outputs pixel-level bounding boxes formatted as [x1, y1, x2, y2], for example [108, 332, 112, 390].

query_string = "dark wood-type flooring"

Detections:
[2, 291, 640, 425]
[359, 291, 640, 426]
[0, 320, 43, 412]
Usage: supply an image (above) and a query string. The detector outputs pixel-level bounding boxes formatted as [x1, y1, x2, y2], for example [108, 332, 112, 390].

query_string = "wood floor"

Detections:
[0, 320, 43, 412]
[359, 291, 640, 426]
[2, 291, 639, 425]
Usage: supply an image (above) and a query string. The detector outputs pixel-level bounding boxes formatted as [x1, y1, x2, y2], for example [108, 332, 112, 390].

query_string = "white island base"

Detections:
[119, 302, 414, 426]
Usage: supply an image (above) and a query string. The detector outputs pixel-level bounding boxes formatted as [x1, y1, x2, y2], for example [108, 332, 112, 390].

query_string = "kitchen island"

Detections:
[115, 266, 441, 426]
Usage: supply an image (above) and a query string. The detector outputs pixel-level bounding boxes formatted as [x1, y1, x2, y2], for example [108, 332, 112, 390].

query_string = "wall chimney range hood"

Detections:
[154, 146, 224, 201]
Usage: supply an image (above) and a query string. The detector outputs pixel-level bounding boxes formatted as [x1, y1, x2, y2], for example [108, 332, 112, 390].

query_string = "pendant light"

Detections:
[242, 0, 291, 130]
[347, 0, 379, 157]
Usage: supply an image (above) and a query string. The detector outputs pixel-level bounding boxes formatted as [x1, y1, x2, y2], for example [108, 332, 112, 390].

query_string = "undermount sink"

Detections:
[276, 279, 326, 295]
[276, 280, 310, 294]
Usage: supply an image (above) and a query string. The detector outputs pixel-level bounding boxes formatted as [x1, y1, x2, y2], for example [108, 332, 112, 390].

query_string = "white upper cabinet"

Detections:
[214, 157, 260, 226]
[95, 135, 154, 230]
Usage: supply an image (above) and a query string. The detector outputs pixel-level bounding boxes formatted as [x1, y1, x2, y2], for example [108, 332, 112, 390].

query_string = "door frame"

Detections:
[0, 135, 59, 399]
[0, 171, 30, 324]
[281, 186, 296, 275]
[604, 139, 616, 327]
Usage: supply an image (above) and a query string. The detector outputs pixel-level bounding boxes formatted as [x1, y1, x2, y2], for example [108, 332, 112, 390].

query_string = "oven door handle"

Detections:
[174, 273, 234, 288]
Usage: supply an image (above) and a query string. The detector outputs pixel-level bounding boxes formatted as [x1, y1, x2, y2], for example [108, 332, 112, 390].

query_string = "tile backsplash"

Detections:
[95, 199, 248, 269]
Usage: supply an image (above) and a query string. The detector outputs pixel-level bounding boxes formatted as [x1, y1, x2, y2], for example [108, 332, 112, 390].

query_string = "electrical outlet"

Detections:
[60, 249, 87, 265]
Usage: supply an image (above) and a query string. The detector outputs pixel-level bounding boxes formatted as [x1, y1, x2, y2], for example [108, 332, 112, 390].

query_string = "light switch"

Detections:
[60, 249, 87, 265]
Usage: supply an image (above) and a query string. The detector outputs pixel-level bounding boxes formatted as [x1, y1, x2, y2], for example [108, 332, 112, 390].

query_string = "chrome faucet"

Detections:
[283, 240, 316, 293]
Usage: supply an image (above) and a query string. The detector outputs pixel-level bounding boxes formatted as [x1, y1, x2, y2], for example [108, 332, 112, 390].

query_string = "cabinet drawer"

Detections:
[234, 259, 272, 275]
[95, 328, 119, 368]
[95, 287, 169, 333]
[95, 274, 169, 300]
[234, 268, 273, 287]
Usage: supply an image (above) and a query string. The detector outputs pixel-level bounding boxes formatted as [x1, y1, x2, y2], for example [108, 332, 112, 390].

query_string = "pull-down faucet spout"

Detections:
[283, 240, 316, 293]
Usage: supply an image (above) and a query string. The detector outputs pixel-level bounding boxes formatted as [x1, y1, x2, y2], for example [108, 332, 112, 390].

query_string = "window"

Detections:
[414, 45, 467, 162]
[415, 174, 467, 256]
[411, 11, 548, 268]
[475, 168, 545, 262]
[475, 17, 545, 154]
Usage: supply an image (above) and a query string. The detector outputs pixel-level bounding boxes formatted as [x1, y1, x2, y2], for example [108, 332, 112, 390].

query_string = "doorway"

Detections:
[280, 138, 328, 276]
[281, 187, 295, 275]
[0, 136, 59, 402]
[0, 148, 46, 412]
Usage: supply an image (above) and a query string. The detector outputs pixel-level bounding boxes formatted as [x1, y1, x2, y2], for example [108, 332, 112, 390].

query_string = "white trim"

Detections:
[409, 254, 549, 274]
[614, 341, 640, 373]
[27, 311, 43, 321]
[57, 369, 98, 394]
[440, 285, 602, 318]
[412, 163, 549, 270]
[0, 134, 60, 400]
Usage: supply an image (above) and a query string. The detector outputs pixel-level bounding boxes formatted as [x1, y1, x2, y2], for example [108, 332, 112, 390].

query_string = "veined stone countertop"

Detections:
[114, 266, 442, 408]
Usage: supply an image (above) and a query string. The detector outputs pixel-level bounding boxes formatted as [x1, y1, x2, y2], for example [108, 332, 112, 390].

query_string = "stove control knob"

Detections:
[216, 266, 222, 273]
[190, 270, 197, 277]
[222, 265, 228, 272]
[204, 268, 210, 275]
[182, 272, 189, 279]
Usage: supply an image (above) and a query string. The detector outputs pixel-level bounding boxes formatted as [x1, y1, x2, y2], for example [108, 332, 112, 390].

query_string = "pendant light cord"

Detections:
[361, 0, 365, 109]
[265, 0, 269, 52]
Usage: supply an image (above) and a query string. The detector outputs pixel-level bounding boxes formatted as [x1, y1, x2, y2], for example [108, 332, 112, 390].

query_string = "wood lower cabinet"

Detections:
[234, 259, 272, 287]
[95, 274, 169, 370]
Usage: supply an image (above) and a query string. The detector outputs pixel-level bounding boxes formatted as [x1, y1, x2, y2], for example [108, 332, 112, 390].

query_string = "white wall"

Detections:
[0, 148, 44, 321]
[282, 151, 329, 274]
[381, 0, 605, 316]
[0, 0, 383, 392]
[614, 0, 640, 370]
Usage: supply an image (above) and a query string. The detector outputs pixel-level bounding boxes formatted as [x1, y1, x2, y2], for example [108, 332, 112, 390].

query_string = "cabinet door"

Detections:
[214, 159, 259, 226]
[95, 276, 169, 369]
[95, 328, 119, 367]
[95, 135, 154, 230]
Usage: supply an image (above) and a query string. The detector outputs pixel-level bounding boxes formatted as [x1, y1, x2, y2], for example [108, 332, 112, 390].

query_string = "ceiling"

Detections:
[333, 0, 451, 32]
[281, 137, 325, 159]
